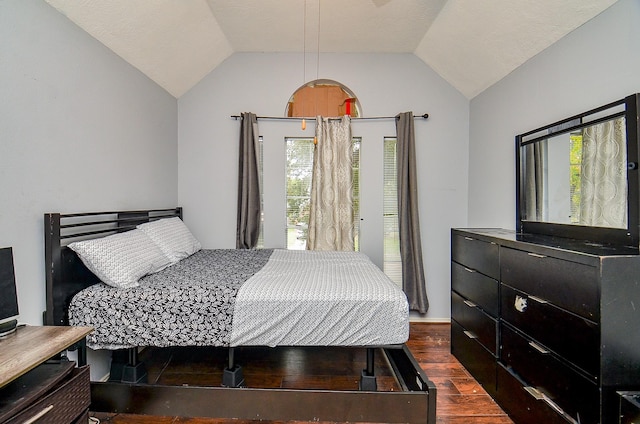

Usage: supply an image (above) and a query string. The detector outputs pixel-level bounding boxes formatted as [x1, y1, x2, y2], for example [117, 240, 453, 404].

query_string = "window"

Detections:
[257, 136, 264, 248]
[569, 132, 583, 224]
[383, 137, 402, 286]
[285, 137, 361, 250]
[286, 79, 361, 118]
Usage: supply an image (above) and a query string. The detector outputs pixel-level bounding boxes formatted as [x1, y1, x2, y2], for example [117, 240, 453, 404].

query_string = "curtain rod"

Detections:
[230, 114, 429, 121]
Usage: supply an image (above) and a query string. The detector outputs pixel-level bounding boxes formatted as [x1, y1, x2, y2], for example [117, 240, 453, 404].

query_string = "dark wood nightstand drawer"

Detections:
[451, 261, 499, 317]
[451, 233, 499, 280]
[500, 246, 599, 321]
[501, 284, 599, 377]
[500, 323, 599, 424]
[5, 366, 90, 424]
[0, 361, 75, 421]
[452, 291, 497, 354]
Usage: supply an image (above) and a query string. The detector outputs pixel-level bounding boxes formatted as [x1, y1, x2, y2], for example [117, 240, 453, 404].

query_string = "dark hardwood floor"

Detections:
[91, 323, 513, 424]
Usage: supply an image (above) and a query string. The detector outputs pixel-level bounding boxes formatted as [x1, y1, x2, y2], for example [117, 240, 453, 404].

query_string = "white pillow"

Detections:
[137, 217, 201, 264]
[69, 229, 171, 289]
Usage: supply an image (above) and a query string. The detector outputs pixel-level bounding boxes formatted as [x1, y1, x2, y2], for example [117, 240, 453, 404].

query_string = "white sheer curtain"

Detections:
[307, 116, 354, 251]
[579, 117, 627, 227]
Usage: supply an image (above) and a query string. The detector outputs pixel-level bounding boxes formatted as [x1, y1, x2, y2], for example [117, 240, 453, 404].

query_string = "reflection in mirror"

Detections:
[521, 117, 627, 229]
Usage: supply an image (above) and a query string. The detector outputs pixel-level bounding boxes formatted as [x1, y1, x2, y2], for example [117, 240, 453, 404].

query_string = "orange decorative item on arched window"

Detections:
[286, 79, 361, 118]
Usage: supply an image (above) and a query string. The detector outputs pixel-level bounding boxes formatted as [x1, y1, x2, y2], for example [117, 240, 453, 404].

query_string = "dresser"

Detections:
[0, 325, 93, 423]
[451, 228, 640, 424]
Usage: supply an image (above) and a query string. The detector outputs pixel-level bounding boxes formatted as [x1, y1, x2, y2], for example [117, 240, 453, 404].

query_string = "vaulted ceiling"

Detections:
[44, 0, 618, 99]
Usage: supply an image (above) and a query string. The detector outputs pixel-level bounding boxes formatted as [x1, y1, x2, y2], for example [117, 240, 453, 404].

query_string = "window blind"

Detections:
[383, 137, 402, 286]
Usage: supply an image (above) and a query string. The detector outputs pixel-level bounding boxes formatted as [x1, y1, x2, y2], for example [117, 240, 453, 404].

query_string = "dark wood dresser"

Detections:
[451, 228, 640, 424]
[0, 325, 92, 423]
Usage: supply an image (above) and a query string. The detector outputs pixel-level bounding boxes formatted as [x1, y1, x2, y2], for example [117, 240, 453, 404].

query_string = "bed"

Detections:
[44, 207, 436, 424]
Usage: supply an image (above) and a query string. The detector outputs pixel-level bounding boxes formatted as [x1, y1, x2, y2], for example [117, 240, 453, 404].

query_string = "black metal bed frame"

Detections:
[43, 208, 436, 423]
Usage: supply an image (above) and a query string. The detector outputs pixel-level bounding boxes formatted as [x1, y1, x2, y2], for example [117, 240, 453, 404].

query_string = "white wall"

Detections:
[468, 0, 640, 228]
[0, 0, 178, 378]
[178, 52, 469, 320]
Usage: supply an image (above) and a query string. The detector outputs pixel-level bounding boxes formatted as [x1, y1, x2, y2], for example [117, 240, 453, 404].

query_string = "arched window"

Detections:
[285, 79, 361, 118]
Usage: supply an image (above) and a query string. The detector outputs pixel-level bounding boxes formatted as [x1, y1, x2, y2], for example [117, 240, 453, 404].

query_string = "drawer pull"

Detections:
[543, 398, 579, 424]
[23, 405, 54, 424]
[529, 340, 550, 354]
[463, 300, 477, 308]
[524, 386, 578, 424]
[524, 386, 544, 400]
[464, 237, 474, 241]
[527, 252, 547, 258]
[528, 295, 548, 304]
[463, 267, 475, 273]
[463, 330, 478, 339]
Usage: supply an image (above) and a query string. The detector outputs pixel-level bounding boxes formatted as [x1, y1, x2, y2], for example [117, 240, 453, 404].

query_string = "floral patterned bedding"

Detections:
[69, 249, 273, 349]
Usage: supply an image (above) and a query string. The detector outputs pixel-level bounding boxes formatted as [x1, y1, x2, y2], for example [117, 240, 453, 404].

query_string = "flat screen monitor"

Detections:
[0, 247, 19, 337]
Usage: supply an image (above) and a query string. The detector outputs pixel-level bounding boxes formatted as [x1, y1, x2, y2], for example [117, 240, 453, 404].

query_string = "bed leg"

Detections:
[222, 347, 245, 388]
[359, 348, 378, 391]
[109, 348, 148, 384]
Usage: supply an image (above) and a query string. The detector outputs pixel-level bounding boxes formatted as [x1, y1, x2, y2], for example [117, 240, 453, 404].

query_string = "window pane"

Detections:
[257, 136, 264, 248]
[352, 138, 361, 251]
[285, 137, 360, 250]
[569, 132, 583, 224]
[383, 137, 402, 286]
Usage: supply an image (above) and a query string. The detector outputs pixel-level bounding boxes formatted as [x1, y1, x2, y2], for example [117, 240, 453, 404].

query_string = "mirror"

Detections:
[521, 117, 627, 228]
[516, 93, 640, 247]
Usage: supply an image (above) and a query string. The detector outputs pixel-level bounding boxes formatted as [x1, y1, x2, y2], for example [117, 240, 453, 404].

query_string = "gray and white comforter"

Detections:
[69, 249, 409, 350]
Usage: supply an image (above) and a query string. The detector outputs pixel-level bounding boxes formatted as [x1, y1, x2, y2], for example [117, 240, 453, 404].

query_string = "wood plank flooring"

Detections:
[91, 323, 513, 424]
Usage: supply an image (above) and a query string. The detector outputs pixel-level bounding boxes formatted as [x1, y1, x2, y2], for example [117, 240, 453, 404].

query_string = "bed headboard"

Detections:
[44, 207, 183, 326]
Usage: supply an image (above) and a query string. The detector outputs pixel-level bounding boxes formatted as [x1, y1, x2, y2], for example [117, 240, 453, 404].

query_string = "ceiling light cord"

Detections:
[316, 0, 320, 83]
[314, 0, 320, 144]
[302, 0, 307, 131]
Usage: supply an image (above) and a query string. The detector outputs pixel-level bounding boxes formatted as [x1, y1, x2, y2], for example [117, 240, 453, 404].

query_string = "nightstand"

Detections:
[0, 325, 93, 423]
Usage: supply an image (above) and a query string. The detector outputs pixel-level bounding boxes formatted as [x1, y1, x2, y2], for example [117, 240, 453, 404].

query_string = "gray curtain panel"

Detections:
[236, 112, 261, 249]
[524, 141, 546, 221]
[396, 112, 429, 313]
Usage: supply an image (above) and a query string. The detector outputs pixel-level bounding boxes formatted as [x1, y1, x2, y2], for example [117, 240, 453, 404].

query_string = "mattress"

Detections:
[230, 249, 409, 347]
[68, 249, 409, 350]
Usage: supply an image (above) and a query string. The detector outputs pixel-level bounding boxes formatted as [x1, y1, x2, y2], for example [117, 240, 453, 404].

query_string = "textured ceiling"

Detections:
[44, 0, 617, 98]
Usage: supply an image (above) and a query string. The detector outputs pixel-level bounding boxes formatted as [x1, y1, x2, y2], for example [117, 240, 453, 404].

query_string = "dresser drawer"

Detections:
[501, 284, 599, 377]
[451, 233, 499, 280]
[451, 291, 498, 354]
[500, 323, 599, 424]
[451, 261, 499, 317]
[5, 366, 90, 424]
[500, 246, 599, 321]
[619, 392, 640, 424]
[496, 363, 578, 424]
[451, 320, 496, 396]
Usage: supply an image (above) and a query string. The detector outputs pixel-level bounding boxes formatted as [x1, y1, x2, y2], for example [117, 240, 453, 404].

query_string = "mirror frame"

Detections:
[515, 93, 640, 248]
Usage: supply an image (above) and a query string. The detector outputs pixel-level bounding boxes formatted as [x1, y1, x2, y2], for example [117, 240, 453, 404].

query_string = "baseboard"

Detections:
[409, 315, 450, 323]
